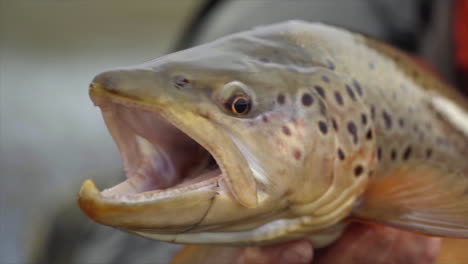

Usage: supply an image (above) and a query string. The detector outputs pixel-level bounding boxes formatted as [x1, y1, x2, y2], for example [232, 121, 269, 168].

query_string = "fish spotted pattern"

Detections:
[78, 21, 468, 261]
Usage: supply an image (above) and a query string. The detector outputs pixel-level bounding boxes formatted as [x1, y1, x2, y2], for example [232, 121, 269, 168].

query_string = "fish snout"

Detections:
[90, 68, 167, 100]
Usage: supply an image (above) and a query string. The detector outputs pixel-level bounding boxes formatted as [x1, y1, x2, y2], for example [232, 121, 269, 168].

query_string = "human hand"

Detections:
[235, 223, 441, 264]
[234, 239, 313, 264]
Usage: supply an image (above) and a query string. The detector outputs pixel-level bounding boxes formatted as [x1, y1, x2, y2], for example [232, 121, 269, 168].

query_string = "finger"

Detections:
[314, 223, 441, 264]
[235, 239, 313, 264]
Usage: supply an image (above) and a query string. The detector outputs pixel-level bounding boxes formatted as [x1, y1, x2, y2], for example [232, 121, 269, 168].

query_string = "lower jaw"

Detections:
[79, 176, 318, 245]
[78, 176, 223, 230]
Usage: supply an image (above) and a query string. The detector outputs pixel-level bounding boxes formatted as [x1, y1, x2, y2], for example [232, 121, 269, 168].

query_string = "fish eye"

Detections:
[173, 75, 192, 89]
[225, 94, 251, 115]
[221, 81, 253, 116]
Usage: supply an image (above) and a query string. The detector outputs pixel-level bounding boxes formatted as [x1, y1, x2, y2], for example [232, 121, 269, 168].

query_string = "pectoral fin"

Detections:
[353, 164, 468, 237]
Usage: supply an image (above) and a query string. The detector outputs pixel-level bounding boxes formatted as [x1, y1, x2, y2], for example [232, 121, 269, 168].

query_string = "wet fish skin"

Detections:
[79, 21, 468, 250]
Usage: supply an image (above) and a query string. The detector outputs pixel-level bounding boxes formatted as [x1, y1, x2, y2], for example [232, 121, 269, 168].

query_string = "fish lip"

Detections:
[80, 85, 228, 207]
[78, 177, 227, 232]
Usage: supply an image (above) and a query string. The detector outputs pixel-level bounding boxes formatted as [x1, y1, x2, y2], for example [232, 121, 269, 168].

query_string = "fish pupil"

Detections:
[231, 96, 250, 114]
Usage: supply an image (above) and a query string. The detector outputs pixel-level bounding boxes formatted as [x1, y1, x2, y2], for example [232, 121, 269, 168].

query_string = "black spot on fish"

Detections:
[402, 146, 412, 161]
[352, 79, 363, 96]
[426, 148, 432, 158]
[366, 129, 373, 140]
[282, 126, 291, 136]
[332, 118, 339, 131]
[318, 121, 328, 134]
[377, 147, 382, 161]
[347, 122, 357, 134]
[398, 118, 405, 128]
[347, 121, 358, 144]
[382, 110, 392, 129]
[302, 93, 313, 106]
[346, 84, 356, 101]
[262, 115, 269, 123]
[370, 105, 376, 120]
[321, 75, 330, 83]
[361, 114, 367, 126]
[354, 165, 364, 177]
[314, 85, 325, 98]
[259, 57, 270, 63]
[391, 149, 397, 161]
[277, 94, 285, 105]
[338, 148, 345, 160]
[334, 91, 344, 105]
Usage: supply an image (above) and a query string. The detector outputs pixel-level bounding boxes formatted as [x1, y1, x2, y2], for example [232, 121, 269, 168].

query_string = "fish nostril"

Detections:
[173, 75, 192, 90]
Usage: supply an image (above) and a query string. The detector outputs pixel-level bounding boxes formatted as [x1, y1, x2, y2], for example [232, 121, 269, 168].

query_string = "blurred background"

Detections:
[1, 0, 466, 263]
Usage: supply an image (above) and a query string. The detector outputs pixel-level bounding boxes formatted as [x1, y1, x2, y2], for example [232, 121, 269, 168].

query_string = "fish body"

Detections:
[79, 20, 468, 253]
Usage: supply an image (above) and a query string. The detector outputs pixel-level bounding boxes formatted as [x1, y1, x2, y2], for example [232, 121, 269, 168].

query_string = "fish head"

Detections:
[79, 22, 358, 245]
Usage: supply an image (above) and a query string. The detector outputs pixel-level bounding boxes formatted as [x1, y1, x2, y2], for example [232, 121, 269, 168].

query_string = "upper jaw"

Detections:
[79, 81, 260, 233]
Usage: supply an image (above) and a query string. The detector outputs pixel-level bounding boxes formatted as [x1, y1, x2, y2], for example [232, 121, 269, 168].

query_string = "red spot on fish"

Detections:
[293, 149, 302, 160]
[262, 115, 269, 123]
[292, 118, 305, 128]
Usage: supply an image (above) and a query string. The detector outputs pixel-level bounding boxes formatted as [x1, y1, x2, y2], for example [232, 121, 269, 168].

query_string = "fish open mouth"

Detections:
[87, 89, 224, 203]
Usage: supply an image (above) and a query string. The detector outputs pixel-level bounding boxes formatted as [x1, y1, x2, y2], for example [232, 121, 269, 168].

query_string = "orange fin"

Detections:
[353, 164, 468, 237]
[170, 245, 241, 264]
[437, 238, 468, 264]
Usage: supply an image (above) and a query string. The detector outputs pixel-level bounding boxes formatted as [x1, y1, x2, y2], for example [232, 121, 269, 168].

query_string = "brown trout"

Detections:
[79, 20, 468, 261]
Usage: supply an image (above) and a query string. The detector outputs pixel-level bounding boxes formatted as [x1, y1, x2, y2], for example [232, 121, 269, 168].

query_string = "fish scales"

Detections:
[78, 21, 468, 263]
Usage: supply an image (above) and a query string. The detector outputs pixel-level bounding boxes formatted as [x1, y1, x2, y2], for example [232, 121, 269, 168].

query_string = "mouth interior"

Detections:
[98, 101, 221, 200]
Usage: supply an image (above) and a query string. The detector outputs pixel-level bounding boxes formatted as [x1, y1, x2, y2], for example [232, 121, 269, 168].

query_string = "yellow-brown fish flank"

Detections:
[364, 37, 468, 111]
[79, 21, 468, 253]
[302, 26, 468, 177]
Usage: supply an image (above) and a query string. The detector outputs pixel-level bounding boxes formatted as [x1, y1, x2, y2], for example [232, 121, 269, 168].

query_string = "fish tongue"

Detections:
[101, 178, 141, 196]
[100, 170, 163, 197]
